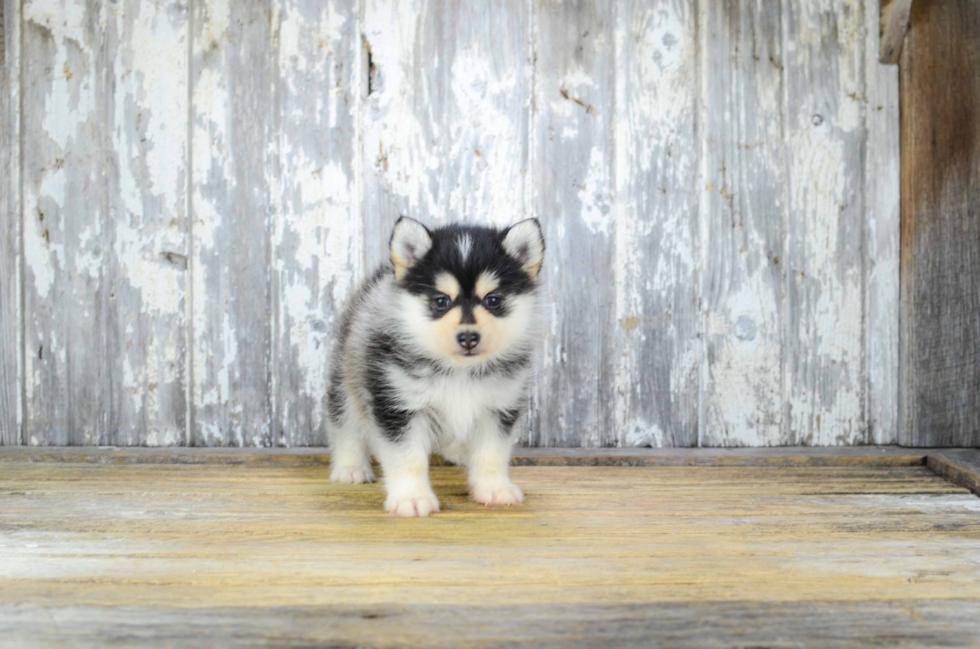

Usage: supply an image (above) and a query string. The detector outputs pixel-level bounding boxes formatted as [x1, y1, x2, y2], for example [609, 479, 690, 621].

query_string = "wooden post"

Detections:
[900, 0, 980, 446]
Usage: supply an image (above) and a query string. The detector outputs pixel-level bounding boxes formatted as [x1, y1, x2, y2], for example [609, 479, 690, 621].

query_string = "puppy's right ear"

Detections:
[390, 216, 432, 279]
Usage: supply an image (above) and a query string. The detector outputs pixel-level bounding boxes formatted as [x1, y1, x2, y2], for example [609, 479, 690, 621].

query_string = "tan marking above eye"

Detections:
[435, 272, 461, 300]
[472, 304, 486, 326]
[474, 271, 500, 299]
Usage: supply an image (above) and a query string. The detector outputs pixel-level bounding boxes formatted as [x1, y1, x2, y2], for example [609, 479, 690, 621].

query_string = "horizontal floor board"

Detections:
[2, 456, 979, 646]
[4, 600, 980, 649]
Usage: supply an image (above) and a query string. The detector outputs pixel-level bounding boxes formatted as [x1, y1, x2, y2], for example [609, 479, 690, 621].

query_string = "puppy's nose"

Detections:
[457, 331, 480, 350]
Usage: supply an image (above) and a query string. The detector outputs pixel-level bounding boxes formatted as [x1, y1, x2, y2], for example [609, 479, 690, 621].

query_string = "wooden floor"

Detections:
[2, 449, 980, 647]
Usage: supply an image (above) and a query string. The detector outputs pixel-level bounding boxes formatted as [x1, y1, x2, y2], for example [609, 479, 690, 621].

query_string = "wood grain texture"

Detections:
[191, 0, 275, 446]
[7, 0, 906, 448]
[864, 0, 900, 444]
[273, 0, 358, 446]
[360, 0, 531, 267]
[1, 461, 979, 646]
[613, 0, 699, 448]
[4, 600, 980, 648]
[0, 0, 21, 445]
[783, 0, 867, 445]
[22, 0, 110, 445]
[927, 449, 980, 498]
[532, 0, 616, 446]
[698, 0, 785, 446]
[105, 0, 189, 445]
[899, 0, 980, 447]
[878, 0, 912, 64]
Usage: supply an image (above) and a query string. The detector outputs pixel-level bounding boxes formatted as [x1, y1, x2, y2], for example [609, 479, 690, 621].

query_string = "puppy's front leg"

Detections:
[375, 416, 440, 517]
[466, 414, 524, 506]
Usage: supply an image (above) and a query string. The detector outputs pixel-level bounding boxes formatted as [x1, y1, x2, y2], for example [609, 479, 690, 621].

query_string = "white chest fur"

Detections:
[386, 364, 529, 439]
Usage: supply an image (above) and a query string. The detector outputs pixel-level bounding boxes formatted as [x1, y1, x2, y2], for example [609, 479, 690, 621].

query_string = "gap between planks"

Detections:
[2, 446, 979, 496]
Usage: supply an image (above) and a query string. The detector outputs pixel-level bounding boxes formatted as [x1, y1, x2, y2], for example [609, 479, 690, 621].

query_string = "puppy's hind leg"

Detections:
[329, 412, 376, 484]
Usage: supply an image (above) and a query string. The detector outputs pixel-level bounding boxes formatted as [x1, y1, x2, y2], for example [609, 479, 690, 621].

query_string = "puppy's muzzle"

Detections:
[457, 331, 480, 351]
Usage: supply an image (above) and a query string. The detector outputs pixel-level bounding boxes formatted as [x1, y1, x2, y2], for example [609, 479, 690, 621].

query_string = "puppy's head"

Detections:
[390, 217, 545, 366]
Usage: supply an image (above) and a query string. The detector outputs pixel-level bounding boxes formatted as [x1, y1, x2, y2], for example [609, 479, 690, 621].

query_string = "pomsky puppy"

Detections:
[327, 216, 545, 517]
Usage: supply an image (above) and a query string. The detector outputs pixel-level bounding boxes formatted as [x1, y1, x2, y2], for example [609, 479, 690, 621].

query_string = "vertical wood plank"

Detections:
[864, 0, 899, 445]
[783, 0, 867, 445]
[613, 0, 699, 447]
[274, 0, 358, 446]
[22, 0, 109, 445]
[360, 0, 531, 267]
[0, 0, 22, 444]
[532, 0, 615, 446]
[191, 0, 274, 446]
[105, 0, 189, 446]
[899, 0, 980, 447]
[698, 0, 785, 446]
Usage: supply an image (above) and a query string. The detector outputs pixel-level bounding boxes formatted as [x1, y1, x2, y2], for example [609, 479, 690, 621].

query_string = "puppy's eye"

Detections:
[431, 295, 452, 312]
[483, 293, 502, 310]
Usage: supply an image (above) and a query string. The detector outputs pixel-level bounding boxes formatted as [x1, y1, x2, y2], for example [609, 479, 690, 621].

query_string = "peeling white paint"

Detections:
[577, 147, 612, 236]
[624, 419, 666, 448]
[9, 0, 900, 449]
[25, 0, 99, 150]
[23, 195, 56, 300]
[862, 0, 900, 444]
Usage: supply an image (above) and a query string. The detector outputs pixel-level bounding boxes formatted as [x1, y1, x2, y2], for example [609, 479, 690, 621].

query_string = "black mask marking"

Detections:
[400, 224, 537, 321]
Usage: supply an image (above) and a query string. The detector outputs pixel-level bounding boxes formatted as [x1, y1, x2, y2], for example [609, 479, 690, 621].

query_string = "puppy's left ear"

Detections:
[501, 218, 545, 278]
[390, 216, 432, 279]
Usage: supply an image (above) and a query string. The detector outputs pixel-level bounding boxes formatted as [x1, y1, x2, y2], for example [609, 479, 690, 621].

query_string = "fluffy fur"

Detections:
[327, 217, 545, 517]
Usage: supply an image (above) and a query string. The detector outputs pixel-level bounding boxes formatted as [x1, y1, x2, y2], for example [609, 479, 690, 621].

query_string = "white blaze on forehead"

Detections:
[457, 233, 473, 262]
[475, 271, 500, 298]
[435, 272, 461, 300]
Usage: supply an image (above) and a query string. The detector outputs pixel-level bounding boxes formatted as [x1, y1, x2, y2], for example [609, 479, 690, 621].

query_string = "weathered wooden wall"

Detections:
[1, 0, 21, 445]
[899, 0, 980, 447]
[0, 0, 900, 447]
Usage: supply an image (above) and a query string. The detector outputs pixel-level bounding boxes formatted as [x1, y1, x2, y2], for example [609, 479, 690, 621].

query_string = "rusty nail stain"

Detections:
[560, 87, 596, 116]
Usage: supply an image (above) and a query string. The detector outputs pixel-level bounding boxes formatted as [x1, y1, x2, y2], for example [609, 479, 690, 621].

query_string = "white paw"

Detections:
[330, 464, 376, 484]
[384, 487, 440, 517]
[470, 479, 524, 506]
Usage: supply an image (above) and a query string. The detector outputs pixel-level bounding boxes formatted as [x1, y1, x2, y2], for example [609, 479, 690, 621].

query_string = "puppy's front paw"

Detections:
[384, 486, 440, 517]
[330, 464, 376, 484]
[470, 479, 524, 506]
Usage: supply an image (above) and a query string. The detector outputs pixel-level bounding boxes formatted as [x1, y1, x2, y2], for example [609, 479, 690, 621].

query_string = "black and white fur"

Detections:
[327, 217, 545, 517]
